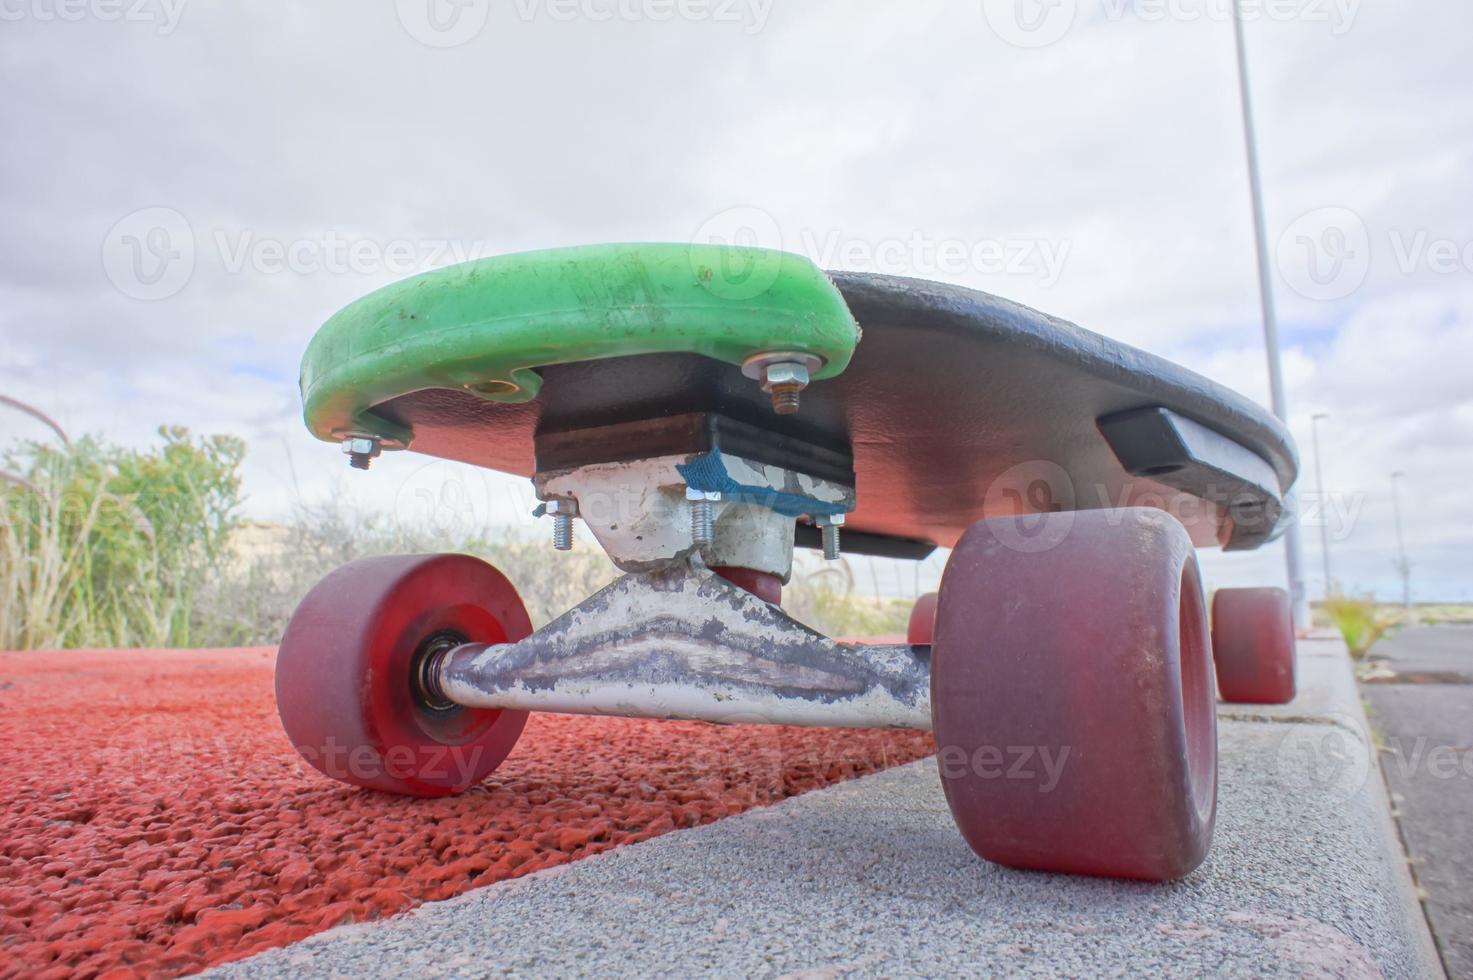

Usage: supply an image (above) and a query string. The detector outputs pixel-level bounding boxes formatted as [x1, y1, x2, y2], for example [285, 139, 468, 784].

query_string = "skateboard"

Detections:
[277, 243, 1301, 882]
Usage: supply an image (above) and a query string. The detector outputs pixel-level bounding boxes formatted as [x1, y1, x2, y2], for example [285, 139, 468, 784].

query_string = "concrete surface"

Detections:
[1364, 625, 1473, 978]
[216, 639, 1441, 979]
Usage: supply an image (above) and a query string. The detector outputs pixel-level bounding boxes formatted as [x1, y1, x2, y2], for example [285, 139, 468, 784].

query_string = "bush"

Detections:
[1, 426, 244, 649]
[1321, 591, 1388, 659]
[783, 559, 913, 638]
[3, 404, 922, 648]
[198, 497, 621, 640]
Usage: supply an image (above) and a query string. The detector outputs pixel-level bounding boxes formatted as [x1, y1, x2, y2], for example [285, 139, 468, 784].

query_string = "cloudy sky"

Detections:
[2, 0, 1469, 601]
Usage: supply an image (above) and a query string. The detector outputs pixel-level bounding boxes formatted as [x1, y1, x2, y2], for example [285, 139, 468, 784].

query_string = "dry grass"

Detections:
[2, 402, 922, 650]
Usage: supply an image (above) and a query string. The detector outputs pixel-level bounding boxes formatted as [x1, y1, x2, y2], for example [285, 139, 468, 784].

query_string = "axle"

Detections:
[428, 561, 934, 731]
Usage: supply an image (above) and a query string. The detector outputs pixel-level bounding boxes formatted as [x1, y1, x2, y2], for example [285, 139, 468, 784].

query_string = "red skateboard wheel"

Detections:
[275, 554, 531, 797]
[907, 592, 937, 645]
[1211, 587, 1296, 704]
[931, 508, 1217, 881]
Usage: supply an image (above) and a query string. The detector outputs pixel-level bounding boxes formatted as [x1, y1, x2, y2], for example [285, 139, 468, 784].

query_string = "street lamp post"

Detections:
[1231, 0, 1312, 629]
[1311, 413, 1332, 597]
[1390, 471, 1413, 622]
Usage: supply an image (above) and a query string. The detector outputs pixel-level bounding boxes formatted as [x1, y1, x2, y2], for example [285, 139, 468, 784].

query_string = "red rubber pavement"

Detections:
[0, 648, 934, 978]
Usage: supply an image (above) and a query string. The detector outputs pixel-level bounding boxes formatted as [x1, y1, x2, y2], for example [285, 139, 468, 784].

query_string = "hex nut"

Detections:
[761, 361, 810, 392]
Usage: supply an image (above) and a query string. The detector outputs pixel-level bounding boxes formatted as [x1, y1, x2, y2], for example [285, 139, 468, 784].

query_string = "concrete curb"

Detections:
[215, 640, 1443, 978]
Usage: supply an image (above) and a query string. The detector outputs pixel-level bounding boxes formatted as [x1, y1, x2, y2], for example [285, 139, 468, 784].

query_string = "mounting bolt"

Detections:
[543, 498, 579, 551]
[741, 352, 821, 416]
[686, 487, 722, 547]
[341, 436, 381, 471]
[816, 513, 845, 561]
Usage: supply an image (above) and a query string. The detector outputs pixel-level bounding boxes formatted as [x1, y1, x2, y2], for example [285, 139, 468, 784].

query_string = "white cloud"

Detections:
[2, 0, 1469, 600]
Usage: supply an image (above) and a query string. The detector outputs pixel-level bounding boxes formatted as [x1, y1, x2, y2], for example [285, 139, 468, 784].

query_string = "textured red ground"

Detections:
[0, 648, 934, 978]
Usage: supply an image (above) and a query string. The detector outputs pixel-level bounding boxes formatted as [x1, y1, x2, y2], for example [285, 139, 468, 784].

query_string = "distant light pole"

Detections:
[1390, 471, 1413, 622]
[1311, 413, 1332, 596]
[1231, 0, 1311, 629]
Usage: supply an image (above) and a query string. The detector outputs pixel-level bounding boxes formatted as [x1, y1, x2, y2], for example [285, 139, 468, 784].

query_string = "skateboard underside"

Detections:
[343, 268, 1295, 554]
[278, 244, 1302, 883]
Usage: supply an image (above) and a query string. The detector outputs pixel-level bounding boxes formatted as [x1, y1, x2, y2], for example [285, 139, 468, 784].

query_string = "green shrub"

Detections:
[1, 426, 244, 649]
[3, 407, 922, 648]
[1321, 591, 1387, 659]
[783, 561, 913, 638]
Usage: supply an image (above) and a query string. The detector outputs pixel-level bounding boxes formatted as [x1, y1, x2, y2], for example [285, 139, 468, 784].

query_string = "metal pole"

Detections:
[1391, 471, 1413, 622]
[1231, 0, 1311, 629]
[1311, 413, 1332, 596]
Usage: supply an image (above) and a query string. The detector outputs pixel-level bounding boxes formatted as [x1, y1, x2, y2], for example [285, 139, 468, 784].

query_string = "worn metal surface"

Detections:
[435, 561, 932, 730]
[534, 454, 853, 576]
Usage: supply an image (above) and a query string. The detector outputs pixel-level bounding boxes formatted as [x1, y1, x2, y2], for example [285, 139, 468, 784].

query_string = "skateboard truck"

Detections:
[534, 451, 852, 577]
[423, 556, 931, 730]
[532, 411, 855, 578]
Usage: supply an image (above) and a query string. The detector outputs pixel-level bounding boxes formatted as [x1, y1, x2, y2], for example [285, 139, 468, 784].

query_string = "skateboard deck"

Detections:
[300, 244, 1297, 555]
